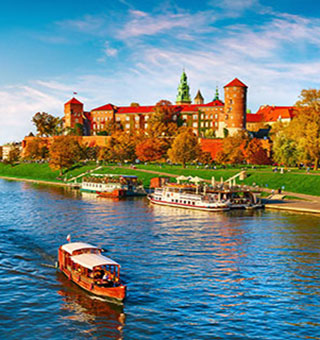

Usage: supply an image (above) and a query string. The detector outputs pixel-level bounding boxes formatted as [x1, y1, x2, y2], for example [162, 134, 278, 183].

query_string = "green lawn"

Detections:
[0, 162, 319, 196]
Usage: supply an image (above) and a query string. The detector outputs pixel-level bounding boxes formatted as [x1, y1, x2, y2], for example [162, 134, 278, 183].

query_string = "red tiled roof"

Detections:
[204, 99, 224, 106]
[91, 103, 115, 111]
[116, 106, 155, 114]
[255, 106, 296, 122]
[224, 78, 247, 88]
[65, 97, 83, 105]
[246, 113, 263, 123]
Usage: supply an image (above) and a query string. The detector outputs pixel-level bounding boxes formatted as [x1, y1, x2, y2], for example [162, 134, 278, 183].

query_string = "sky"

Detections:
[1, 0, 320, 144]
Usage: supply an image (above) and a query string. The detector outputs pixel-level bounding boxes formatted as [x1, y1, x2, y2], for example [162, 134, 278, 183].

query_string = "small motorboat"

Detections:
[58, 241, 126, 301]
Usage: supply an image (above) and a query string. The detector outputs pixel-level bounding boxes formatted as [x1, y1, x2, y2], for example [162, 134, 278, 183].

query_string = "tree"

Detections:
[197, 151, 213, 164]
[32, 112, 63, 137]
[5, 145, 21, 166]
[215, 131, 249, 164]
[167, 128, 201, 167]
[23, 138, 49, 161]
[291, 89, 320, 170]
[150, 100, 182, 125]
[49, 136, 82, 175]
[244, 138, 271, 165]
[272, 131, 299, 167]
[136, 138, 166, 162]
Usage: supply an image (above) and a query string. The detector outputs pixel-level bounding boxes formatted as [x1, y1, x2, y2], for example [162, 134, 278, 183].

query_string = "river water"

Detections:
[1, 179, 320, 340]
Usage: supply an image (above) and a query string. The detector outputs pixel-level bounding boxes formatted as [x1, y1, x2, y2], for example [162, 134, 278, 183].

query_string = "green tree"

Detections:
[167, 128, 201, 167]
[32, 112, 63, 137]
[292, 89, 320, 170]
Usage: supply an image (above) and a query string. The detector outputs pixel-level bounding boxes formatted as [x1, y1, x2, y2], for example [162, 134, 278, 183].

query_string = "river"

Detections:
[0, 179, 320, 339]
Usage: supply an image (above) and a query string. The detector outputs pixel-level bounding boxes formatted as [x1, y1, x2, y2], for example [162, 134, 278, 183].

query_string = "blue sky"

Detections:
[1, 0, 320, 143]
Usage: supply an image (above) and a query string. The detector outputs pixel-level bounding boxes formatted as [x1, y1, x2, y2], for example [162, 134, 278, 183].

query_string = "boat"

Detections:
[80, 174, 146, 198]
[148, 183, 230, 212]
[215, 188, 263, 210]
[58, 242, 126, 301]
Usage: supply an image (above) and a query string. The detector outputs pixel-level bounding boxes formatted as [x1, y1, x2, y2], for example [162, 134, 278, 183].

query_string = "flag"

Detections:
[66, 234, 71, 242]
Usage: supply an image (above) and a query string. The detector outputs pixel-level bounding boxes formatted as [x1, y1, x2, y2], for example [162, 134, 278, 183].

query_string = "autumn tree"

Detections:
[215, 131, 249, 164]
[272, 129, 299, 167]
[49, 136, 82, 175]
[32, 112, 63, 137]
[197, 151, 213, 165]
[23, 138, 49, 161]
[135, 138, 166, 162]
[150, 100, 182, 125]
[5, 145, 21, 166]
[244, 138, 271, 165]
[291, 89, 320, 170]
[167, 128, 201, 167]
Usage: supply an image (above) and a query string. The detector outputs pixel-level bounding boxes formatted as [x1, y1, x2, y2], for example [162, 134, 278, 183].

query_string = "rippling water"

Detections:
[1, 179, 320, 339]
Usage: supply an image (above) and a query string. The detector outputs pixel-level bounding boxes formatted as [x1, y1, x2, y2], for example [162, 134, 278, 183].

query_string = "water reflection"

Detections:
[57, 272, 125, 339]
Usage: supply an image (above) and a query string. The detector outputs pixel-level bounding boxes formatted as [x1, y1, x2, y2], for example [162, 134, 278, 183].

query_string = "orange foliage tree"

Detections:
[135, 138, 166, 162]
[49, 136, 82, 175]
[23, 138, 49, 161]
[243, 138, 271, 165]
[215, 131, 249, 164]
[167, 128, 201, 167]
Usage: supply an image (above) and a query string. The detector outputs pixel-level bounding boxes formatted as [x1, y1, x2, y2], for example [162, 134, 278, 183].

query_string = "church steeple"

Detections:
[214, 86, 220, 101]
[176, 70, 191, 105]
[194, 89, 204, 104]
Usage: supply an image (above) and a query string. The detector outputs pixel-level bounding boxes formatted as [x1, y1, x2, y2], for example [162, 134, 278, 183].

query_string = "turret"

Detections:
[64, 97, 84, 130]
[194, 90, 204, 105]
[217, 78, 247, 137]
[176, 71, 192, 105]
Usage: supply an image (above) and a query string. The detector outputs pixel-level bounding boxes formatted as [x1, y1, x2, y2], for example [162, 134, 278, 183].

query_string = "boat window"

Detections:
[184, 201, 186, 204]
[192, 202, 195, 205]
[188, 201, 190, 204]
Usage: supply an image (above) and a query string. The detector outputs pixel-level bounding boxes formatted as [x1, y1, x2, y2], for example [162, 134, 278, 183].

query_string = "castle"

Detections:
[63, 71, 295, 138]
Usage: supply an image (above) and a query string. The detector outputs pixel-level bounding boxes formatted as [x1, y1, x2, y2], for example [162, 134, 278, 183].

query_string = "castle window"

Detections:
[201, 114, 204, 119]
[228, 107, 232, 113]
[210, 115, 213, 119]
[116, 117, 120, 121]
[135, 116, 139, 121]
[126, 116, 130, 121]
[172, 115, 177, 121]
[231, 116, 233, 119]
[215, 114, 218, 119]
[193, 115, 197, 120]
[193, 122, 198, 128]
[215, 122, 218, 127]
[145, 115, 149, 121]
[145, 123, 148, 128]
[201, 122, 204, 127]
[229, 99, 233, 104]
[125, 124, 130, 129]
[183, 115, 187, 120]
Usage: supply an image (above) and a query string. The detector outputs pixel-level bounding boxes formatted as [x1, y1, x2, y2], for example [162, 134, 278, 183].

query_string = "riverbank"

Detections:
[1, 162, 320, 214]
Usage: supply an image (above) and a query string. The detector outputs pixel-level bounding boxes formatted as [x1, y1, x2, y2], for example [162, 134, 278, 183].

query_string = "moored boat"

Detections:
[80, 174, 146, 197]
[58, 242, 126, 301]
[148, 183, 230, 212]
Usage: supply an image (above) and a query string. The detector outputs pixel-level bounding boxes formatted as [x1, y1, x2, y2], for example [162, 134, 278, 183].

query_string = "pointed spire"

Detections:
[194, 89, 204, 105]
[176, 70, 191, 105]
[214, 86, 219, 101]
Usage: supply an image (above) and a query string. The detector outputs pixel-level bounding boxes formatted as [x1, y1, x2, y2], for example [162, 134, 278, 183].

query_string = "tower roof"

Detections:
[224, 78, 247, 88]
[65, 97, 83, 105]
[176, 70, 191, 104]
[194, 89, 204, 101]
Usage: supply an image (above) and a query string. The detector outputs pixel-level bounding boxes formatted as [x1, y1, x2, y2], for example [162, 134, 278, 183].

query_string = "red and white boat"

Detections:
[148, 184, 230, 212]
[58, 242, 126, 301]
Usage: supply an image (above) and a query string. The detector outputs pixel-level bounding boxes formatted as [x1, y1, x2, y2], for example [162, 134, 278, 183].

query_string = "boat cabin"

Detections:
[58, 242, 121, 288]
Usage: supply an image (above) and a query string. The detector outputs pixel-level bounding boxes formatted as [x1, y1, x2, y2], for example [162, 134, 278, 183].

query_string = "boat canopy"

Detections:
[70, 253, 120, 270]
[61, 242, 98, 255]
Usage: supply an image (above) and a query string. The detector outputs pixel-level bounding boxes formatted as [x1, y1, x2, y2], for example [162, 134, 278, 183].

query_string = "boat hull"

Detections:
[60, 266, 126, 301]
[148, 196, 229, 212]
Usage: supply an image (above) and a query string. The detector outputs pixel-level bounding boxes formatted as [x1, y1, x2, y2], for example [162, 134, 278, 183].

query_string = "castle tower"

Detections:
[218, 78, 247, 137]
[194, 90, 204, 104]
[176, 71, 192, 105]
[64, 97, 84, 130]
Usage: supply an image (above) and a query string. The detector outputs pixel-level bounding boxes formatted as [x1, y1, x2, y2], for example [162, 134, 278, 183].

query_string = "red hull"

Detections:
[98, 189, 126, 198]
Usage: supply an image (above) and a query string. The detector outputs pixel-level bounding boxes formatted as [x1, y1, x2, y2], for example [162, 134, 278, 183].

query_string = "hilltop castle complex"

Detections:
[63, 71, 295, 138]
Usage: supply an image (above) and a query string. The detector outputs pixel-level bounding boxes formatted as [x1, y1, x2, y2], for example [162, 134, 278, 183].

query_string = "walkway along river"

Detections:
[1, 179, 320, 339]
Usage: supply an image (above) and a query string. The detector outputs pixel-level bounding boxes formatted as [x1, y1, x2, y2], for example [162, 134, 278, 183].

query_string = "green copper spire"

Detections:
[214, 86, 219, 101]
[176, 70, 191, 104]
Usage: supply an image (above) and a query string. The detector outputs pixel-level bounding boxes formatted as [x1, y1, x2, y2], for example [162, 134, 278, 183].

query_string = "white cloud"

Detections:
[118, 10, 215, 38]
